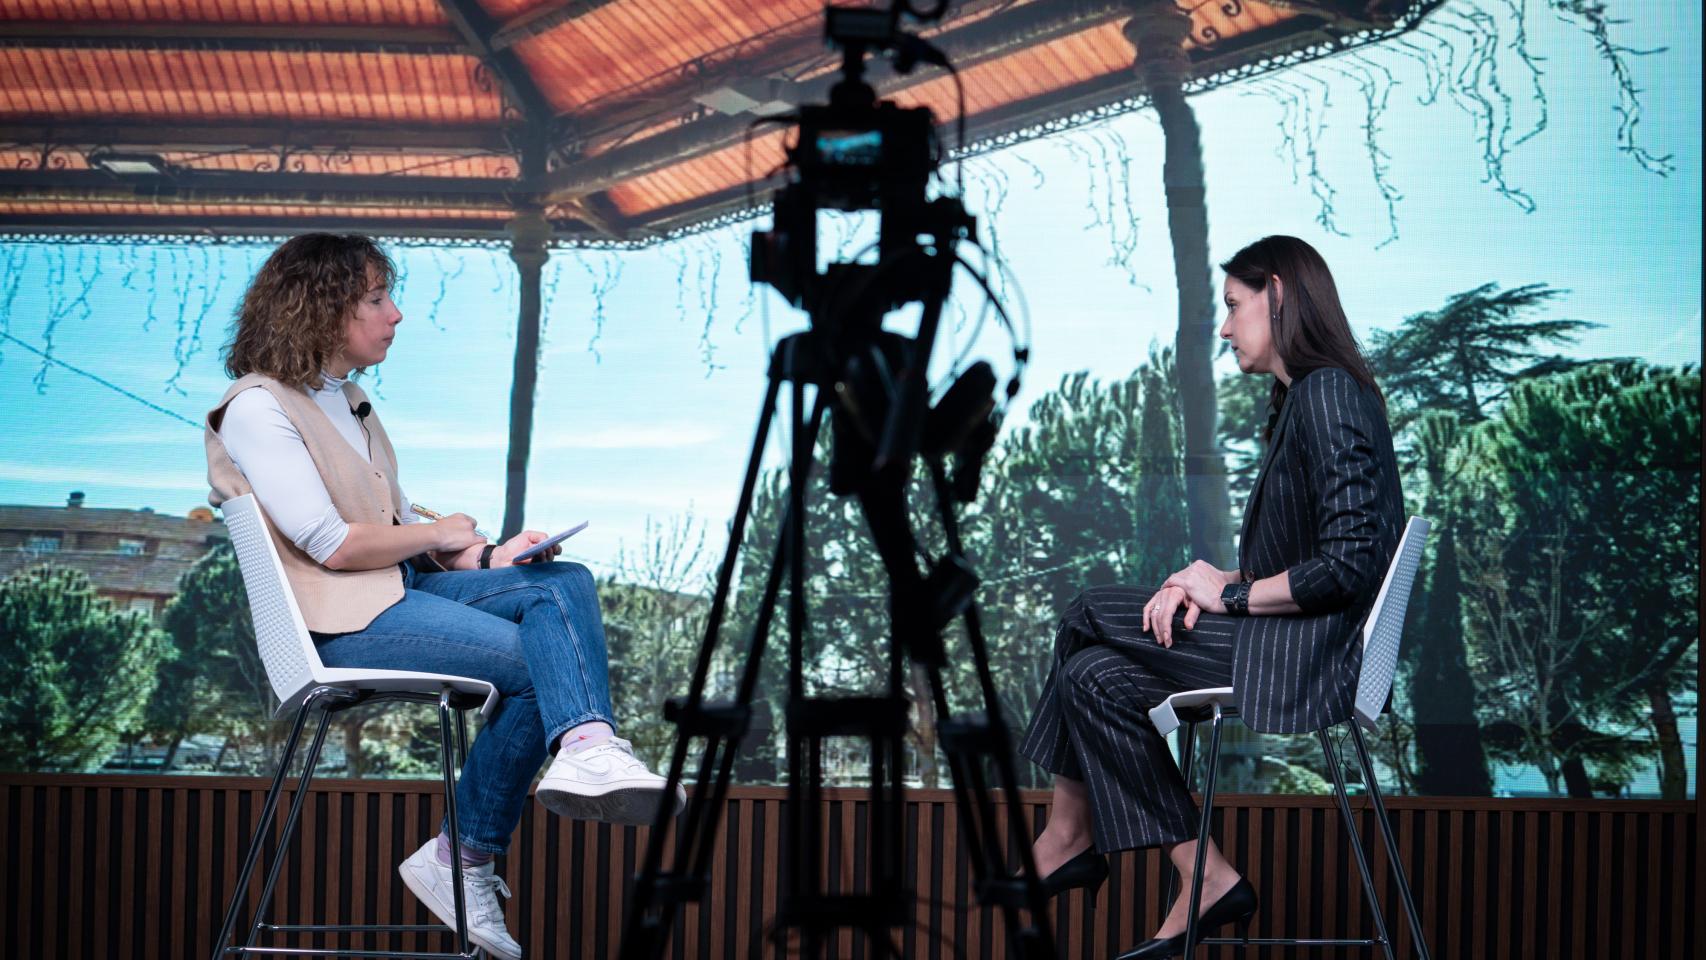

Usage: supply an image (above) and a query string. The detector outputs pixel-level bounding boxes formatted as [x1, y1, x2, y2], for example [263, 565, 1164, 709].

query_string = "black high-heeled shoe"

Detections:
[1114, 876, 1258, 960]
[1037, 847, 1109, 899]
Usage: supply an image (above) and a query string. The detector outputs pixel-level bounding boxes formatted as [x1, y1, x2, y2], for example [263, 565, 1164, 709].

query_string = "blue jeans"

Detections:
[314, 561, 615, 853]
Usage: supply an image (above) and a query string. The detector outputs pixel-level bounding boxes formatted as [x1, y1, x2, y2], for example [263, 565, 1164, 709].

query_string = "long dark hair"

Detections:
[223, 233, 395, 390]
[1219, 235, 1382, 439]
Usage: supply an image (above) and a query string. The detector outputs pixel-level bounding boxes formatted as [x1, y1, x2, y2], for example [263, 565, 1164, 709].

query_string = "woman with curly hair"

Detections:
[206, 233, 679, 959]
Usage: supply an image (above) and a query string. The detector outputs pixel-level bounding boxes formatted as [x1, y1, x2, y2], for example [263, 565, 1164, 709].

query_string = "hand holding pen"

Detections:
[410, 503, 493, 541]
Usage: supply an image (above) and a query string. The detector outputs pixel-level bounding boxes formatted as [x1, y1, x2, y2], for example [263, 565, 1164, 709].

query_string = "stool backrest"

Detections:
[1354, 516, 1431, 732]
[221, 493, 323, 716]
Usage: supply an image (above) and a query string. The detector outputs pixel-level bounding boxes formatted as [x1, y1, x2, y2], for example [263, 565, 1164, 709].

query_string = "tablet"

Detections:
[513, 521, 589, 562]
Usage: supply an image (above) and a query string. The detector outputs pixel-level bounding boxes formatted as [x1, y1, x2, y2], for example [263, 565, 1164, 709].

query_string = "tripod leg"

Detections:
[621, 375, 784, 960]
[623, 368, 836, 960]
[918, 461, 1057, 959]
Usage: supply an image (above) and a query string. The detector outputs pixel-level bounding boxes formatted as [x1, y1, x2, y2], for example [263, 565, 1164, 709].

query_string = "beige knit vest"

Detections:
[205, 373, 410, 634]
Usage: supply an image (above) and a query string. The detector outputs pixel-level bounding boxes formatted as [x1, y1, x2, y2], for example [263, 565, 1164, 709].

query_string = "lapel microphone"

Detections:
[348, 401, 374, 458]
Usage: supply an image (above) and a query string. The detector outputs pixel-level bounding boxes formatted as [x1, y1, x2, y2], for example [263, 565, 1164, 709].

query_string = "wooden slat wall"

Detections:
[0, 775, 1695, 960]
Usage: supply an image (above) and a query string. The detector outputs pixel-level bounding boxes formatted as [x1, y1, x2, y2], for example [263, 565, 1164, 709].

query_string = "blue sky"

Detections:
[0, 1, 1698, 575]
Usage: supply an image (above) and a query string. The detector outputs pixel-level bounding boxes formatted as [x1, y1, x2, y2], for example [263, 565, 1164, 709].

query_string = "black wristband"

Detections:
[1220, 580, 1252, 616]
[478, 544, 497, 570]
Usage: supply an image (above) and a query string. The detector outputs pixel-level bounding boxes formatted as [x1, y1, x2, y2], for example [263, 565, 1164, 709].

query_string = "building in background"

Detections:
[0, 491, 225, 619]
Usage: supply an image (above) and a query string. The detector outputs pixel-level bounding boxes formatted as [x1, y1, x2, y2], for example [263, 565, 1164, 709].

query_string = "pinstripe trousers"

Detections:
[1018, 584, 1238, 852]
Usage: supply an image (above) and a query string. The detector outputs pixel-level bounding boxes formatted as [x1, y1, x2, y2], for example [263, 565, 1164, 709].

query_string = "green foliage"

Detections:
[1456, 361, 1700, 796]
[1364, 282, 1606, 796]
[0, 565, 172, 771]
[1214, 367, 1275, 527]
[600, 515, 716, 772]
[152, 542, 274, 767]
[1366, 282, 1598, 427]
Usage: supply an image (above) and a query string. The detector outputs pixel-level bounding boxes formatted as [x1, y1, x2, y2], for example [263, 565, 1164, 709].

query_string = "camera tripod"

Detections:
[617, 278, 1056, 959]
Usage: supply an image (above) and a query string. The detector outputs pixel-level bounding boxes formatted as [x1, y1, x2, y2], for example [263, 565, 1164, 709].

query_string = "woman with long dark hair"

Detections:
[1017, 235, 1403, 959]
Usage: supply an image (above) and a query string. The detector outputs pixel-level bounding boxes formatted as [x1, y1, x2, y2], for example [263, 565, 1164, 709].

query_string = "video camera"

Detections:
[749, 4, 996, 497]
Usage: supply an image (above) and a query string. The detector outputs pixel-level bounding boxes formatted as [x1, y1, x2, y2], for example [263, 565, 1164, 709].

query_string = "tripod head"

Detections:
[750, 2, 996, 500]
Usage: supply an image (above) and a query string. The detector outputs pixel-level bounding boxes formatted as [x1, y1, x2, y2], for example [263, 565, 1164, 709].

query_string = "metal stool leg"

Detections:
[439, 687, 472, 957]
[455, 708, 471, 769]
[244, 695, 340, 949]
[1173, 721, 1197, 902]
[1350, 723, 1432, 960]
[1319, 728, 1396, 960]
[1179, 721, 1197, 791]
[1182, 704, 1224, 957]
[209, 692, 319, 960]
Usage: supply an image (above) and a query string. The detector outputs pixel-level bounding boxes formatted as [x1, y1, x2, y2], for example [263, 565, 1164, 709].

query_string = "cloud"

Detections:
[389, 421, 723, 452]
[59, 427, 204, 447]
[1655, 310, 1702, 354]
[0, 459, 206, 493]
[506, 480, 701, 513]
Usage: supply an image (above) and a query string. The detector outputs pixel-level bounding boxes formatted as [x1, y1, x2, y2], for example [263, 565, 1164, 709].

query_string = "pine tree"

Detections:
[0, 565, 172, 771]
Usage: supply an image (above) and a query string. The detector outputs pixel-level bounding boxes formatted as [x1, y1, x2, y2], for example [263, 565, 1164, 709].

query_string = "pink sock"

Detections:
[559, 721, 615, 756]
[435, 831, 494, 868]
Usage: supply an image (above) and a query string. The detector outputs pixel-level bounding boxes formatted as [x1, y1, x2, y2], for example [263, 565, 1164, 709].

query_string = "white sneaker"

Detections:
[535, 737, 688, 825]
[397, 838, 523, 960]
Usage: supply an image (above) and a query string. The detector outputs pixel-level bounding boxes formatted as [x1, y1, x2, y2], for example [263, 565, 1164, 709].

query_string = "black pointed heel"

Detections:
[1038, 847, 1109, 899]
[1114, 876, 1259, 960]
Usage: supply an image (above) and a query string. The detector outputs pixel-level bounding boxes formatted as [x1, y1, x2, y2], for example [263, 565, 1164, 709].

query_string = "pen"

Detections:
[410, 503, 492, 541]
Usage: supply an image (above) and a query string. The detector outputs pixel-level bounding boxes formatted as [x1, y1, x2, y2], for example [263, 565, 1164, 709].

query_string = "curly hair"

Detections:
[222, 233, 396, 390]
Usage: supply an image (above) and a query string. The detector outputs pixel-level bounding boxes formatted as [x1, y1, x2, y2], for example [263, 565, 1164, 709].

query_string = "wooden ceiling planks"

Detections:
[0, 47, 503, 122]
[0, 0, 448, 26]
[0, 0, 1416, 240]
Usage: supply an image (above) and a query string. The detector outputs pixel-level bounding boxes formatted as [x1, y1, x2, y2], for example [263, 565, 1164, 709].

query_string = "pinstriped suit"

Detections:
[1019, 367, 1403, 851]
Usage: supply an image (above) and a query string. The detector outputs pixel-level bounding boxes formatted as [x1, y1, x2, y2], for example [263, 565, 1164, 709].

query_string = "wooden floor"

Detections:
[0, 774, 1696, 959]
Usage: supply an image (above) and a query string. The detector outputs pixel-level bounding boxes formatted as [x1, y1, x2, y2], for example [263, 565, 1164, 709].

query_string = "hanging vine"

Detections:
[1251, 73, 1349, 235]
[166, 245, 220, 396]
[1092, 127, 1144, 285]
[1329, 54, 1404, 248]
[693, 235, 725, 375]
[0, 245, 29, 349]
[1547, 0, 1673, 175]
[575, 250, 622, 363]
[424, 248, 466, 332]
[662, 242, 691, 330]
[35, 246, 102, 393]
[1427, 5, 1537, 211]
[1503, 0, 1552, 150]
[1056, 127, 1145, 287]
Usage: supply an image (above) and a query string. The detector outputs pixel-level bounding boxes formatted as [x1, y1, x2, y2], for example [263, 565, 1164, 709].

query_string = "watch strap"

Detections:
[478, 544, 497, 570]
[1221, 580, 1252, 616]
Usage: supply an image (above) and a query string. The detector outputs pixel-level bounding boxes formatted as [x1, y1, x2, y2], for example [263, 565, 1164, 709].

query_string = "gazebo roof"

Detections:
[1, 0, 1432, 244]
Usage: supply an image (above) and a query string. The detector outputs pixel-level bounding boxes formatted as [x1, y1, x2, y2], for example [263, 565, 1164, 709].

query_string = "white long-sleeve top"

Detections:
[218, 373, 418, 564]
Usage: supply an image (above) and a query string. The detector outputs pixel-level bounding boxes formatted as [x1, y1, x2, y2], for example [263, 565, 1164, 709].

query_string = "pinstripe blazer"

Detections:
[1232, 366, 1403, 733]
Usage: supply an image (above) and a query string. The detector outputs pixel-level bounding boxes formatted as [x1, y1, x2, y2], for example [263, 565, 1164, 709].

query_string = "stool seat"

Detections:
[1149, 686, 1236, 737]
[1161, 517, 1433, 960]
[210, 494, 495, 960]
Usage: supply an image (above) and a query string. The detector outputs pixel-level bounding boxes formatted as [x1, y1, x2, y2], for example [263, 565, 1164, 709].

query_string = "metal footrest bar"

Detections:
[226, 949, 479, 959]
[259, 924, 454, 934]
[1200, 937, 1386, 947]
